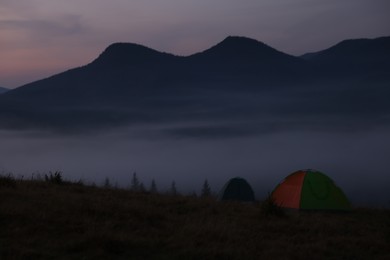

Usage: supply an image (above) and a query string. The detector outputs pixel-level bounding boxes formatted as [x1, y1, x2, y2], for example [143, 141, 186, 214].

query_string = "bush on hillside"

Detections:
[44, 171, 63, 185]
[0, 173, 17, 188]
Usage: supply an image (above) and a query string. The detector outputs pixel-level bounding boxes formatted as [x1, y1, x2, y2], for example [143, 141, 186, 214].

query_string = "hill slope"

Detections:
[1, 179, 389, 259]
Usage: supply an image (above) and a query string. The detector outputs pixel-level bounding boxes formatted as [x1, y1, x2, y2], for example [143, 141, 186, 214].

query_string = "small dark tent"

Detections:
[219, 177, 255, 202]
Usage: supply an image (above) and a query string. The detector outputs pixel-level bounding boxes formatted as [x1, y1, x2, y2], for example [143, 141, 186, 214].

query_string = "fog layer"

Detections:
[1, 128, 389, 207]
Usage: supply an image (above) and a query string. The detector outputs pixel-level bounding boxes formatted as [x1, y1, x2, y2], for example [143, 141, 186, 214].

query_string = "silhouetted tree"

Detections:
[150, 179, 157, 193]
[201, 179, 211, 197]
[170, 181, 177, 196]
[104, 177, 111, 189]
[131, 172, 140, 191]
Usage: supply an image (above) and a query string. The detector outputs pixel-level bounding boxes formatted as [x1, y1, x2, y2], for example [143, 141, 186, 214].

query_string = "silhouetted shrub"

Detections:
[44, 171, 63, 185]
[0, 173, 17, 188]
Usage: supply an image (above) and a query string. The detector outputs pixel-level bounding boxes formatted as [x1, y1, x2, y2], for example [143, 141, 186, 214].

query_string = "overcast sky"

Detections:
[1, 0, 389, 88]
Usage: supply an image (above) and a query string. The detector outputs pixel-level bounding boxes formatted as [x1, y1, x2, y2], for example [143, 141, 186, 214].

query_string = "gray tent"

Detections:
[219, 177, 255, 202]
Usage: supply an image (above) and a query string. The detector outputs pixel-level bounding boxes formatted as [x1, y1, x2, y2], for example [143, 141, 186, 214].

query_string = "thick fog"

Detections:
[1, 126, 389, 207]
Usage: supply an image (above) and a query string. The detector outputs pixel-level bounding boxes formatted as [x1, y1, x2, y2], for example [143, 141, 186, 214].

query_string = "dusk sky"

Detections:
[1, 0, 389, 88]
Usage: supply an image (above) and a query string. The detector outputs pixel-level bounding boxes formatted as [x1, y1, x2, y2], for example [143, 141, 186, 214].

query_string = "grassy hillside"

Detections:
[1, 175, 389, 259]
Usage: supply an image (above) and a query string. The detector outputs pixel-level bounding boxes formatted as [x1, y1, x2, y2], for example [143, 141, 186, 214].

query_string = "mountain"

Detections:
[301, 36, 390, 78]
[189, 36, 305, 68]
[2, 43, 182, 106]
[91, 42, 180, 68]
[186, 36, 314, 85]
[0, 87, 9, 94]
[0, 36, 389, 135]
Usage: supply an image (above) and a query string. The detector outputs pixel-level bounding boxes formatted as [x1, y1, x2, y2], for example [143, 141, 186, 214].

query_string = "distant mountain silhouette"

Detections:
[90, 42, 180, 68]
[190, 36, 300, 63]
[0, 87, 9, 94]
[0, 36, 389, 135]
[186, 36, 314, 85]
[301, 36, 390, 78]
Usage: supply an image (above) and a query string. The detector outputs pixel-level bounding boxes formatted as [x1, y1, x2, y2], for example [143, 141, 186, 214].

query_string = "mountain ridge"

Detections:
[1, 35, 311, 100]
[300, 36, 390, 76]
[186, 36, 310, 77]
[0, 35, 389, 135]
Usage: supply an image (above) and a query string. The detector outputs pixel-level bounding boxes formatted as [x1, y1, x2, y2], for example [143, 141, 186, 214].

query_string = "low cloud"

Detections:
[0, 15, 86, 38]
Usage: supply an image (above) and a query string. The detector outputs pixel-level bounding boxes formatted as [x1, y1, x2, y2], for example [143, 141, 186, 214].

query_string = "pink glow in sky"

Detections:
[1, 0, 389, 88]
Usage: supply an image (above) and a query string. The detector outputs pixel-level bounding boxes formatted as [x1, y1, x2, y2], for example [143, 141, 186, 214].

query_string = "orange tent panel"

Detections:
[272, 171, 305, 209]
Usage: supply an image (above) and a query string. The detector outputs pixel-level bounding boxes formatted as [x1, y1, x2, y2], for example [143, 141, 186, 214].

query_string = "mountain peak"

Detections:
[211, 36, 272, 53]
[190, 36, 297, 63]
[91, 42, 176, 67]
[221, 35, 264, 44]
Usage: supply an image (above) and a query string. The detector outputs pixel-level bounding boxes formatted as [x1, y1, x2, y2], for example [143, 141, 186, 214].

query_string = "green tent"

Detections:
[219, 177, 255, 202]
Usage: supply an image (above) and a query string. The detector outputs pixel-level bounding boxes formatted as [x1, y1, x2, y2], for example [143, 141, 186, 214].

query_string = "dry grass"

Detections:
[1, 178, 389, 259]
